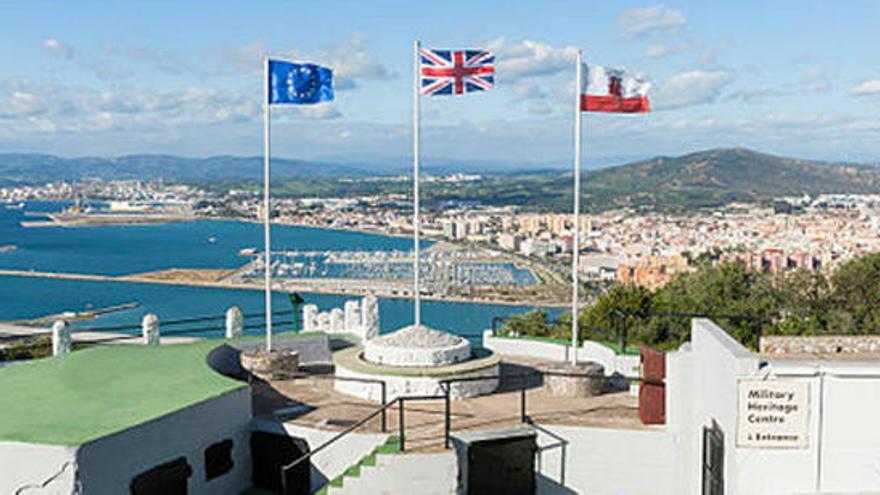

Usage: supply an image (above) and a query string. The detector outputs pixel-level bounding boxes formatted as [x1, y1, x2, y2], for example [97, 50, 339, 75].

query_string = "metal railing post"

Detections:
[560, 443, 567, 486]
[398, 399, 406, 452]
[380, 383, 388, 432]
[520, 375, 527, 423]
[445, 386, 451, 449]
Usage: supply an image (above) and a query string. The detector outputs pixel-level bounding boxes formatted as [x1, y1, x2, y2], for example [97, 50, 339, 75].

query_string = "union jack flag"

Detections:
[420, 48, 495, 96]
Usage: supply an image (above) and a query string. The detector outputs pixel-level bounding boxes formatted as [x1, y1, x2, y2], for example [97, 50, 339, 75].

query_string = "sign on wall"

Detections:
[736, 379, 810, 449]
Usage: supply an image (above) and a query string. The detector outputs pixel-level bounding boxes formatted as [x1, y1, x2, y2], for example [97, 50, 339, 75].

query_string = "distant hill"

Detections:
[2, 148, 879, 211]
[580, 147, 880, 209]
[0, 153, 363, 184]
[421, 148, 880, 211]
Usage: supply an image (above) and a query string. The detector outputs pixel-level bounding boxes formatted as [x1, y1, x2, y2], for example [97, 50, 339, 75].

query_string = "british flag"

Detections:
[420, 48, 495, 96]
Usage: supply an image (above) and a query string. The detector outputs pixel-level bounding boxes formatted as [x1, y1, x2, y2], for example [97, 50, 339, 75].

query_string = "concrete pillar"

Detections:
[51, 320, 71, 356]
[330, 308, 344, 332]
[142, 313, 160, 346]
[303, 304, 319, 332]
[344, 300, 361, 332]
[225, 306, 243, 339]
[362, 294, 379, 340]
[317, 312, 330, 332]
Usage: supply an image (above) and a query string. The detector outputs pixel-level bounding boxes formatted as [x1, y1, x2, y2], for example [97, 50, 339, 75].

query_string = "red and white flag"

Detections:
[581, 64, 650, 113]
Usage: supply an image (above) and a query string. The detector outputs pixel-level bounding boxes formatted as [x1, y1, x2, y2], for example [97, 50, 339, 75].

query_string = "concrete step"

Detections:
[327, 452, 457, 495]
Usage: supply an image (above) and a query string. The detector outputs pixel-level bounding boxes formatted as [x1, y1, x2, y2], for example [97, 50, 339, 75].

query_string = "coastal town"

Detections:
[5, 179, 880, 294]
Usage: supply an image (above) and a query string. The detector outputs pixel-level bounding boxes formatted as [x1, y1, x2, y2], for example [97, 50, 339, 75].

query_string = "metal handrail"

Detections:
[525, 418, 568, 486]
[279, 393, 445, 495]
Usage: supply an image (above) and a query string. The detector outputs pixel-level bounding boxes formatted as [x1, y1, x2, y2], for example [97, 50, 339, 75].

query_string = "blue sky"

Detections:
[0, 0, 878, 169]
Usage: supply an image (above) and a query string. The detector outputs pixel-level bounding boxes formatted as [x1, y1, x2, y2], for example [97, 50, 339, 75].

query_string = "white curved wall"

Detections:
[364, 339, 471, 368]
[334, 363, 500, 401]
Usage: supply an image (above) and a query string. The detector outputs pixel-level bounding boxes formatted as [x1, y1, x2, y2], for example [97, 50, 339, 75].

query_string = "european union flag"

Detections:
[268, 60, 334, 105]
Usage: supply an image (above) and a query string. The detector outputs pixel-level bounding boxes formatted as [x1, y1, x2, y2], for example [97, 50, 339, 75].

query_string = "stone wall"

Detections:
[760, 335, 880, 355]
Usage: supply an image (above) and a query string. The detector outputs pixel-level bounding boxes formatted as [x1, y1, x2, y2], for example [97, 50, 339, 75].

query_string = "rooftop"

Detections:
[0, 339, 245, 446]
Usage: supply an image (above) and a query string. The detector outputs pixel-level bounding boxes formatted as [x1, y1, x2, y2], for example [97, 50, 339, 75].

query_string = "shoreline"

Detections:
[0, 268, 570, 308]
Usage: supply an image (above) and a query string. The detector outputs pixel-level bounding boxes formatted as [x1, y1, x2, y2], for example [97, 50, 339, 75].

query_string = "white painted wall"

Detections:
[532, 424, 675, 495]
[818, 373, 880, 492]
[483, 331, 640, 377]
[667, 319, 763, 494]
[666, 319, 880, 494]
[75, 387, 252, 495]
[334, 362, 500, 401]
[734, 362, 880, 494]
[0, 441, 78, 494]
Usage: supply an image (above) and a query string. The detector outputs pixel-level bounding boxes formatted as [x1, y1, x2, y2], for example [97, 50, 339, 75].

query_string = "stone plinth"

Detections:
[334, 346, 500, 401]
[542, 362, 605, 398]
[240, 348, 299, 381]
[364, 324, 471, 367]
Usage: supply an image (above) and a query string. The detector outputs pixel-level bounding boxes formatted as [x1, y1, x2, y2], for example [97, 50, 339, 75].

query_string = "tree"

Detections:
[500, 309, 552, 338]
[577, 283, 653, 344]
[831, 252, 880, 333]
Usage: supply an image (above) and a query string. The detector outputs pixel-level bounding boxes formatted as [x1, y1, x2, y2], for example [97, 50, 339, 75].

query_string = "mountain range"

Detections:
[1, 148, 878, 210]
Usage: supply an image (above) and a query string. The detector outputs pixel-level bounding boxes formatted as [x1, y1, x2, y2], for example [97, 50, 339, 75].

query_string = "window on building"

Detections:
[702, 420, 724, 495]
[130, 456, 191, 495]
[204, 439, 234, 481]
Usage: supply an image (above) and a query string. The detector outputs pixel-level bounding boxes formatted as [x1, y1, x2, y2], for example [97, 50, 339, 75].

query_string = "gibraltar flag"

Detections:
[581, 64, 651, 113]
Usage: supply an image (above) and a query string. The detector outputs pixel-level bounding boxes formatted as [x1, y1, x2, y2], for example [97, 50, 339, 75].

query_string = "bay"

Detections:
[0, 202, 560, 338]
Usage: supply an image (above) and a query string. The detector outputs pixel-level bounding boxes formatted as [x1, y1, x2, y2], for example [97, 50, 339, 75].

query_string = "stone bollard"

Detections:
[330, 308, 344, 332]
[302, 304, 318, 332]
[52, 320, 71, 356]
[362, 294, 379, 340]
[317, 312, 330, 332]
[142, 313, 160, 346]
[225, 306, 243, 339]
[344, 300, 361, 332]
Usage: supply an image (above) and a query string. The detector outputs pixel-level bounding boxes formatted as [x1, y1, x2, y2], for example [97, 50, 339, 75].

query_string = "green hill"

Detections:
[580, 147, 880, 210]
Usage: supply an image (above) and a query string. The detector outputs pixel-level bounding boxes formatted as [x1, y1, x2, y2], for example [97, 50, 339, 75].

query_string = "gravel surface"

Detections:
[370, 324, 466, 349]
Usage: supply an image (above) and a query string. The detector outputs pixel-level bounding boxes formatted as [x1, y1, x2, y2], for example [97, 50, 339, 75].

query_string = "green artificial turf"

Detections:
[0, 339, 245, 446]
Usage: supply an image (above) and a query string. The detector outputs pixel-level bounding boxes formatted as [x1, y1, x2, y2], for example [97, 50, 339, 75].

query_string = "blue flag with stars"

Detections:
[268, 60, 334, 105]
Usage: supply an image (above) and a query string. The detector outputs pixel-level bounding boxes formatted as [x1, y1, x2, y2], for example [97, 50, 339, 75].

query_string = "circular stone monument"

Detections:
[240, 348, 299, 381]
[334, 324, 499, 401]
[542, 361, 606, 398]
[364, 325, 471, 367]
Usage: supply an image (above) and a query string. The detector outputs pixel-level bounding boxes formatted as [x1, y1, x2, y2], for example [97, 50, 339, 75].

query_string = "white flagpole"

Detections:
[263, 55, 273, 352]
[571, 50, 584, 364]
[413, 40, 422, 328]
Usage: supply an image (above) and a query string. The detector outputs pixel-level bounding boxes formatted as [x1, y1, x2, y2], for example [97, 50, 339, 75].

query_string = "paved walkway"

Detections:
[253, 355, 645, 452]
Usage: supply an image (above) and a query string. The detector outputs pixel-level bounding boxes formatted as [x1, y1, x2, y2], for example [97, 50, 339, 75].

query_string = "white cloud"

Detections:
[645, 43, 691, 59]
[320, 36, 392, 90]
[653, 70, 730, 110]
[216, 36, 391, 91]
[851, 80, 880, 97]
[800, 67, 830, 93]
[486, 38, 578, 81]
[276, 102, 341, 120]
[42, 38, 74, 59]
[619, 6, 686, 37]
[509, 80, 547, 102]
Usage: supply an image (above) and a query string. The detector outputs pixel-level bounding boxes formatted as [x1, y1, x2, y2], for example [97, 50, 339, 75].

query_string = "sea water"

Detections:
[0, 202, 560, 338]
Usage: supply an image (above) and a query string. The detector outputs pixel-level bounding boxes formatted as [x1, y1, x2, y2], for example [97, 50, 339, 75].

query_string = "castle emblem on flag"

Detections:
[581, 64, 650, 113]
[419, 48, 494, 96]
